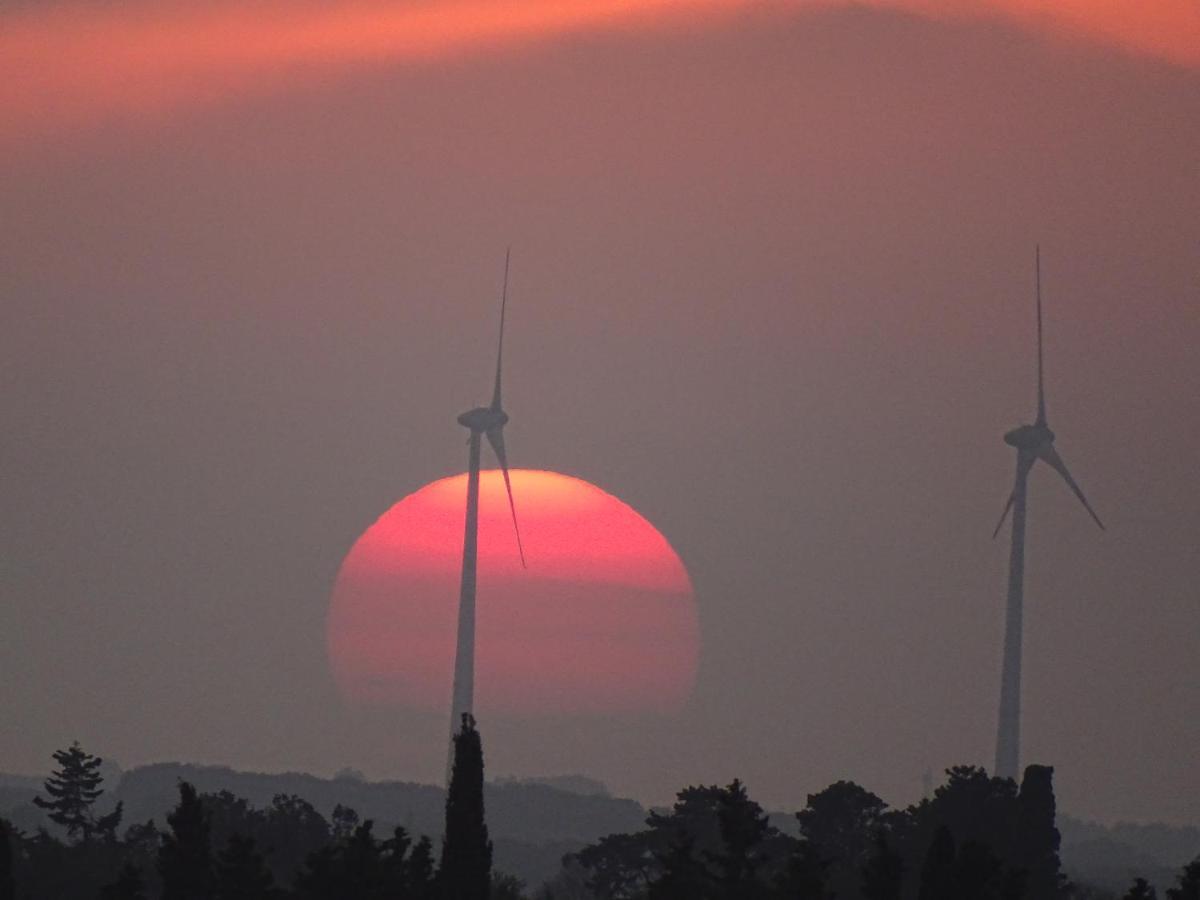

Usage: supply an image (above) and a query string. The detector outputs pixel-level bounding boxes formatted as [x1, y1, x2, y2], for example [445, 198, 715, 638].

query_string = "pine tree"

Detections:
[33, 742, 117, 842]
[159, 781, 215, 900]
[439, 714, 492, 900]
[100, 863, 148, 900]
[1167, 858, 1200, 900]
[862, 830, 904, 900]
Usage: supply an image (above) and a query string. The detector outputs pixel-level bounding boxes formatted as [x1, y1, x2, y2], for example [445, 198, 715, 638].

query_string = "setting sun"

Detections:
[328, 470, 700, 715]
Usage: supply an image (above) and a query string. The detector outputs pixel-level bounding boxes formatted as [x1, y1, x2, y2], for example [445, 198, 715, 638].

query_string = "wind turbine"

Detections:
[991, 246, 1104, 781]
[447, 250, 526, 777]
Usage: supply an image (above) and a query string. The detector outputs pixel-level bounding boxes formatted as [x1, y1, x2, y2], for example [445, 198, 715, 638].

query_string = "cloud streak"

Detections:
[3, 0, 1197, 139]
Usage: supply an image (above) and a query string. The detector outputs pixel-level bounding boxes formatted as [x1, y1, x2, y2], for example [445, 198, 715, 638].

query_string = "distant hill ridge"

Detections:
[108, 762, 644, 845]
[1, 762, 646, 886]
[3, 764, 1197, 893]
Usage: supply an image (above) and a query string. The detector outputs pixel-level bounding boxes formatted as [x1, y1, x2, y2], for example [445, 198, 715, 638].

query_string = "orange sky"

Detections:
[3, 0, 1198, 138]
[4, 0, 1198, 820]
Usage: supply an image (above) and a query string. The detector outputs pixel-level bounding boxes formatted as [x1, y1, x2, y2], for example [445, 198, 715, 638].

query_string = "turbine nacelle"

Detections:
[457, 406, 509, 432]
[1003, 423, 1054, 452]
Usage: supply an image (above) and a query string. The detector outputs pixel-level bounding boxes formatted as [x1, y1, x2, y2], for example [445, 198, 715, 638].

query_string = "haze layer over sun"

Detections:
[329, 470, 699, 715]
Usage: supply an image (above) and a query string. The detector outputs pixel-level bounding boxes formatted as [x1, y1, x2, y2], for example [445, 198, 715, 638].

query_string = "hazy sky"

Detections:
[2, 1, 1198, 825]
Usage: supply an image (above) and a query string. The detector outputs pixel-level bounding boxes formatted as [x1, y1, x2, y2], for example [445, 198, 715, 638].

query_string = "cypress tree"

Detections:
[1018, 765, 1064, 900]
[159, 781, 215, 900]
[439, 714, 492, 900]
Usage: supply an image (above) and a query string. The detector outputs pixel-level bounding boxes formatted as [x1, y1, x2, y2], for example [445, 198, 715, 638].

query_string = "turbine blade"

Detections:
[992, 493, 1016, 540]
[486, 426, 527, 567]
[1035, 245, 1047, 426]
[490, 248, 510, 412]
[1038, 445, 1105, 530]
[993, 452, 1036, 539]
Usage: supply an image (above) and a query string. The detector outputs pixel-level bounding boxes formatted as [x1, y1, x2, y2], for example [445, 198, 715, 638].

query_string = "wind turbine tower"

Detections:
[447, 250, 526, 778]
[991, 246, 1104, 781]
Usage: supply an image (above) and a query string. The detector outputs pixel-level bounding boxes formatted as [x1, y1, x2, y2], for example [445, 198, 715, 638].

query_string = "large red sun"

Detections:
[329, 470, 699, 715]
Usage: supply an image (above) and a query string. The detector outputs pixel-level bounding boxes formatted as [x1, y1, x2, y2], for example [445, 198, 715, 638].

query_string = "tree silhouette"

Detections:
[797, 780, 890, 900]
[917, 825, 956, 900]
[331, 804, 360, 842]
[296, 819, 381, 899]
[492, 871, 529, 900]
[33, 743, 121, 843]
[574, 830, 654, 898]
[1017, 765, 1065, 900]
[648, 834, 711, 900]
[380, 825, 413, 893]
[773, 837, 828, 900]
[574, 780, 818, 898]
[954, 840, 1006, 900]
[924, 767, 1019, 863]
[342, 820, 384, 896]
[706, 779, 770, 899]
[861, 830, 904, 900]
[407, 835, 437, 899]
[159, 781, 215, 900]
[216, 834, 278, 900]
[1167, 857, 1200, 900]
[262, 793, 331, 886]
[120, 820, 161, 897]
[0, 821, 14, 900]
[99, 863, 148, 900]
[439, 713, 492, 900]
[1123, 878, 1158, 900]
[294, 817, 437, 899]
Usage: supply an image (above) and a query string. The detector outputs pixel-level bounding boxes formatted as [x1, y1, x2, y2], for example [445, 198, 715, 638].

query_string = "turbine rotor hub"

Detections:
[1004, 423, 1054, 450]
[457, 406, 508, 432]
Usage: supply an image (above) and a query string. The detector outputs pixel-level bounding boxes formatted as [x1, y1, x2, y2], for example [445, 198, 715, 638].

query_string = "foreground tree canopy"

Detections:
[1, 744, 1196, 900]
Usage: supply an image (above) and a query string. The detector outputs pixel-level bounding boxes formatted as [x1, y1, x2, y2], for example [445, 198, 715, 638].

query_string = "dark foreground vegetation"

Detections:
[2, 731, 1197, 900]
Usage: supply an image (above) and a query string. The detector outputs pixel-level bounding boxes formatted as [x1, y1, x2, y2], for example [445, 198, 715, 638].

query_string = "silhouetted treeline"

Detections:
[0, 732, 507, 900]
[3, 742, 1197, 900]
[559, 766, 1200, 900]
